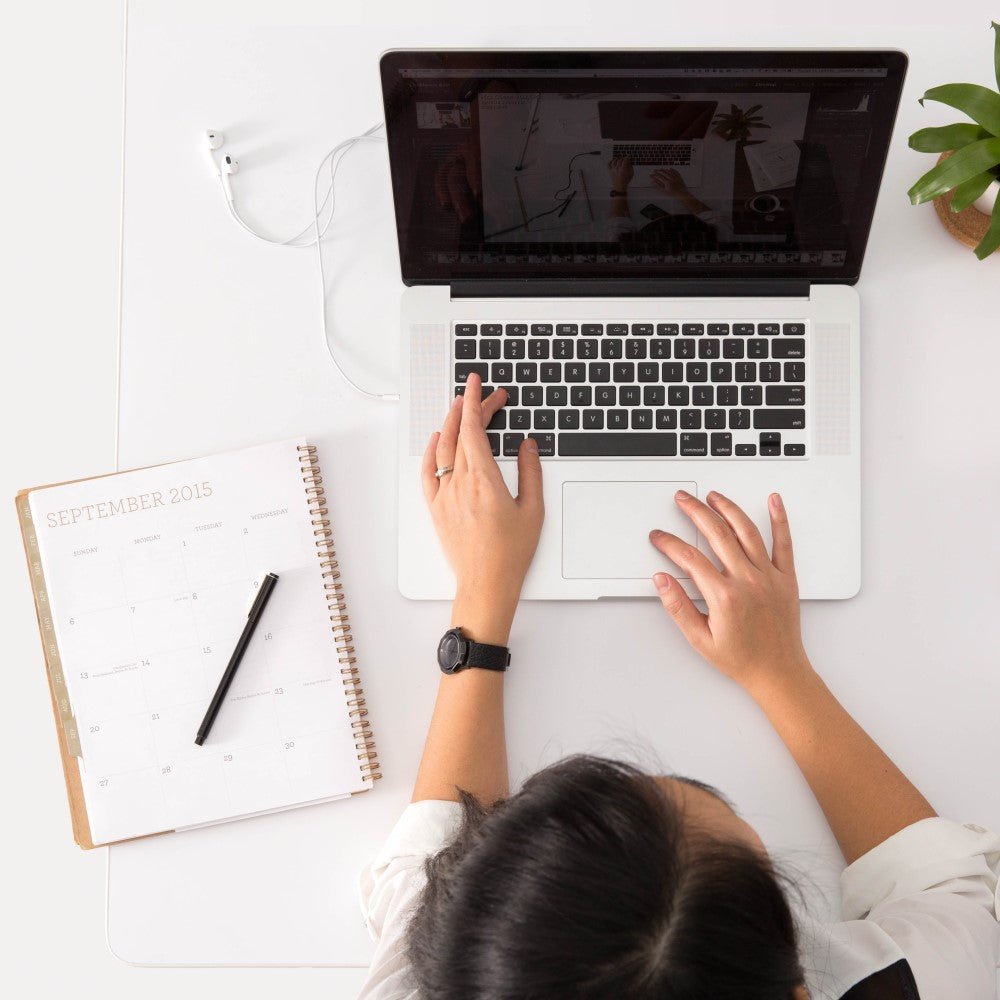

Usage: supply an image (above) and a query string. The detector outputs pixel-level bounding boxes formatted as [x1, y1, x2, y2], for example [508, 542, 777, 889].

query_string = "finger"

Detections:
[435, 393, 463, 471]
[457, 374, 497, 473]
[653, 572, 712, 652]
[421, 432, 441, 505]
[515, 435, 544, 514]
[672, 490, 752, 576]
[768, 493, 796, 575]
[649, 528, 722, 599]
[479, 386, 507, 429]
[704, 490, 771, 570]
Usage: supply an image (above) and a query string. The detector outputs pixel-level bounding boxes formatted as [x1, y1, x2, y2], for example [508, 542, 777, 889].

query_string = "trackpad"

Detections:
[562, 481, 699, 579]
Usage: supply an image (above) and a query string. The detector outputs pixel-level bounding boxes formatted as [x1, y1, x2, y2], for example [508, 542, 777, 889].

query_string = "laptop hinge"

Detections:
[449, 279, 811, 299]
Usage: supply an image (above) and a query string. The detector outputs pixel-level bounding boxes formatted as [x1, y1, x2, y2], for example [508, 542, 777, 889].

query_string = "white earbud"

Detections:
[204, 130, 225, 176]
[221, 154, 239, 202]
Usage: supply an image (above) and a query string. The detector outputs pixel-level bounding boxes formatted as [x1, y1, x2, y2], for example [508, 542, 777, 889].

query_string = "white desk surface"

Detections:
[5, 1, 999, 997]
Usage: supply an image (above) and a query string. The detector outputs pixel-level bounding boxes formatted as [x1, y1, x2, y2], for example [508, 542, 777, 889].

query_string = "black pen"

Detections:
[194, 572, 279, 746]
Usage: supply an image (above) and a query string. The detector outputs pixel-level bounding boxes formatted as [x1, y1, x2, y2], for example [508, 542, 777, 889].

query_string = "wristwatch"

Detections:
[437, 626, 510, 674]
[609, 189, 628, 198]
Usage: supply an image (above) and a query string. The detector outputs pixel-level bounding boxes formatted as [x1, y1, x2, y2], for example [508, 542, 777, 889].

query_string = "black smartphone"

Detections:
[640, 203, 668, 221]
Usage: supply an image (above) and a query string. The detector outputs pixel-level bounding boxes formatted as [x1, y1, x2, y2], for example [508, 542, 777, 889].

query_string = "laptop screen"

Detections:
[380, 50, 907, 289]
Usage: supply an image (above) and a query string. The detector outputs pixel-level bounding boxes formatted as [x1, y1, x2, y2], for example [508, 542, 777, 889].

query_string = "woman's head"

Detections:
[408, 755, 805, 1000]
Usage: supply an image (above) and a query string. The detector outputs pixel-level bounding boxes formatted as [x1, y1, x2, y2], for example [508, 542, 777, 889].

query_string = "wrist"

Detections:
[743, 653, 820, 714]
[451, 587, 519, 645]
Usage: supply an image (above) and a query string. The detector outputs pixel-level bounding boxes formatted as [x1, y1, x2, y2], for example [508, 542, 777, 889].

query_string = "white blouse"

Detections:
[356, 801, 1000, 1000]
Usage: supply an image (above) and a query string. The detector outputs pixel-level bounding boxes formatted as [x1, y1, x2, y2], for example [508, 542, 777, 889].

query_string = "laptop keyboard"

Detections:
[453, 321, 807, 459]
[611, 142, 695, 166]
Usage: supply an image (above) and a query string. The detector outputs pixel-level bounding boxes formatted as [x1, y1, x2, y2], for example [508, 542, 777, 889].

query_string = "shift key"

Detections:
[754, 409, 806, 429]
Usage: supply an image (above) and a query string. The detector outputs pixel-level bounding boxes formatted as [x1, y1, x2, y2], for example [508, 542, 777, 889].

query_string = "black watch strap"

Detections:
[437, 626, 510, 674]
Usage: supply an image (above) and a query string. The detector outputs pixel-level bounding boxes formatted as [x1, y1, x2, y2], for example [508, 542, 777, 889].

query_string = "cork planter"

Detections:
[931, 150, 1000, 255]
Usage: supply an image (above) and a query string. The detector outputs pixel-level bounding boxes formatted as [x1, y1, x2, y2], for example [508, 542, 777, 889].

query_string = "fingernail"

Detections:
[706, 490, 720, 503]
[452, 394, 463, 408]
[675, 489, 691, 501]
[771, 492, 784, 512]
[653, 573, 670, 593]
[649, 528, 663, 538]
[525, 438, 538, 454]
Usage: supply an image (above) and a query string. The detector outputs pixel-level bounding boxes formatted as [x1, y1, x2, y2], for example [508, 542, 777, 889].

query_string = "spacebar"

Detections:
[558, 433, 678, 457]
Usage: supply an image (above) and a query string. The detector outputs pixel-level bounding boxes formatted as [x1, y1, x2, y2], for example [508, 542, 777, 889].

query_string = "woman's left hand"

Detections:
[421, 374, 544, 621]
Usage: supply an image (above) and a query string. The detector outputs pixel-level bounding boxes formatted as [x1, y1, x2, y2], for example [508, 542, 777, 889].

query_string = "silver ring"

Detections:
[435, 465, 455, 479]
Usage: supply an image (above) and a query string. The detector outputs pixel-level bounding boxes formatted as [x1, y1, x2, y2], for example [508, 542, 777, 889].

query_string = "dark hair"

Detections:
[407, 755, 804, 1000]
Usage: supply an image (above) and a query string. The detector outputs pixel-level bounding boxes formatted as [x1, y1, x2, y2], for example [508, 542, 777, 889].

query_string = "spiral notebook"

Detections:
[16, 439, 380, 849]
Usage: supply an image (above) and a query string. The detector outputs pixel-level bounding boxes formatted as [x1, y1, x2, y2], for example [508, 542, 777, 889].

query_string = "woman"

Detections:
[358, 375, 1000, 999]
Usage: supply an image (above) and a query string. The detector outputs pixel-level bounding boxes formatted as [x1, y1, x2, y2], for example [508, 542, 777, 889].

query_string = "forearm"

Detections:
[747, 662, 937, 865]
[411, 589, 515, 804]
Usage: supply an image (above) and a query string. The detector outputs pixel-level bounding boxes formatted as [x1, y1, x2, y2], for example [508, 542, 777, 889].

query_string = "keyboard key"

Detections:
[717, 386, 738, 406]
[553, 339, 574, 360]
[698, 339, 721, 359]
[680, 433, 708, 456]
[708, 323, 730, 336]
[686, 363, 708, 383]
[782, 323, 805, 336]
[528, 339, 550, 359]
[759, 362, 781, 383]
[693, 386, 714, 406]
[711, 362, 732, 383]
[632, 323, 653, 336]
[682, 323, 705, 336]
[515, 362, 537, 382]
[522, 385, 543, 406]
[455, 323, 477, 336]
[711, 432, 733, 456]
[528, 433, 555, 456]
[504, 339, 526, 359]
[784, 443, 806, 456]
[589, 362, 611, 382]
[555, 323, 577, 336]
[668, 386, 690, 406]
[662, 362, 684, 382]
[651, 340, 672, 359]
[706, 409, 727, 430]
[558, 433, 678, 457]
[505, 323, 527, 336]
[771, 339, 805, 359]
[784, 362, 806, 382]
[620, 386, 641, 406]
[578, 339, 599, 359]
[754, 409, 805, 429]
[613, 362, 635, 382]
[656, 408, 678, 429]
[681, 409, 702, 429]
[601, 339, 624, 359]
[735, 443, 757, 456]
[723, 340, 745, 359]
[607, 409, 629, 429]
[748, 339, 769, 358]
[729, 408, 751, 430]
[509, 409, 531, 430]
[531, 323, 554, 336]
[558, 409, 580, 430]
[625, 339, 648, 359]
[631, 409, 653, 429]
[733, 323, 754, 336]
[638, 362, 659, 382]
[455, 340, 477, 359]
[482, 323, 502, 336]
[503, 432, 524, 456]
[643, 385, 665, 406]
[565, 362, 587, 383]
[545, 386, 568, 406]
[582, 409, 605, 430]
[741, 385, 763, 406]
[735, 362, 756, 382]
[596, 386, 617, 406]
[674, 339, 696, 359]
[534, 409, 555, 430]
[656, 323, 679, 336]
[582, 323, 604, 336]
[498, 386, 518, 406]
[607, 323, 629, 336]
[491, 362, 513, 383]
[487, 432, 501, 456]
[758, 323, 780, 336]
[570, 386, 592, 406]
[760, 432, 781, 457]
[480, 339, 501, 359]
[540, 363, 562, 382]
[455, 363, 488, 383]
[487, 409, 506, 430]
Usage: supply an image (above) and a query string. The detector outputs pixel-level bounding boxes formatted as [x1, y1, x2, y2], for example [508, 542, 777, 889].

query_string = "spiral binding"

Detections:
[298, 445, 381, 781]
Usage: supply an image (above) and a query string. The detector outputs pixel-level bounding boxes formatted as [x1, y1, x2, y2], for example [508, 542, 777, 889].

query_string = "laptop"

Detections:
[380, 49, 907, 601]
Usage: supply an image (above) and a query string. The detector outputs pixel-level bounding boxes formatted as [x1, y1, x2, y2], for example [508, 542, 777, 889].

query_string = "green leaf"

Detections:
[909, 122, 990, 152]
[907, 137, 1000, 203]
[919, 83, 1000, 137]
[974, 189, 1000, 258]
[745, 104, 762, 115]
[949, 170, 996, 211]
[993, 21, 1000, 92]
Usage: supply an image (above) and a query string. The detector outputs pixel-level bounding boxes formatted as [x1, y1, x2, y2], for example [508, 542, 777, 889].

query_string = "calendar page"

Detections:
[27, 439, 371, 846]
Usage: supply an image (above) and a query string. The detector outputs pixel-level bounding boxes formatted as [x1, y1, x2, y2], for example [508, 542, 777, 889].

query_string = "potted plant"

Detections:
[907, 21, 1000, 259]
[712, 104, 769, 143]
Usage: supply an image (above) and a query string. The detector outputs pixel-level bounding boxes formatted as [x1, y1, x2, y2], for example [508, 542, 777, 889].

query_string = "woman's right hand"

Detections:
[649, 490, 809, 695]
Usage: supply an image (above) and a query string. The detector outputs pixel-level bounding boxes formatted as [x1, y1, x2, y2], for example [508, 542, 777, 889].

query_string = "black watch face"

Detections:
[437, 630, 466, 674]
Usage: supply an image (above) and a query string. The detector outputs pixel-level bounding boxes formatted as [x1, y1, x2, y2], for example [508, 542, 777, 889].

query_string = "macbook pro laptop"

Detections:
[380, 49, 907, 601]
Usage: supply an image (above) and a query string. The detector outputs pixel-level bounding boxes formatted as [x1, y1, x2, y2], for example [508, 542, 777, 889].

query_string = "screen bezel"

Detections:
[379, 48, 908, 291]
